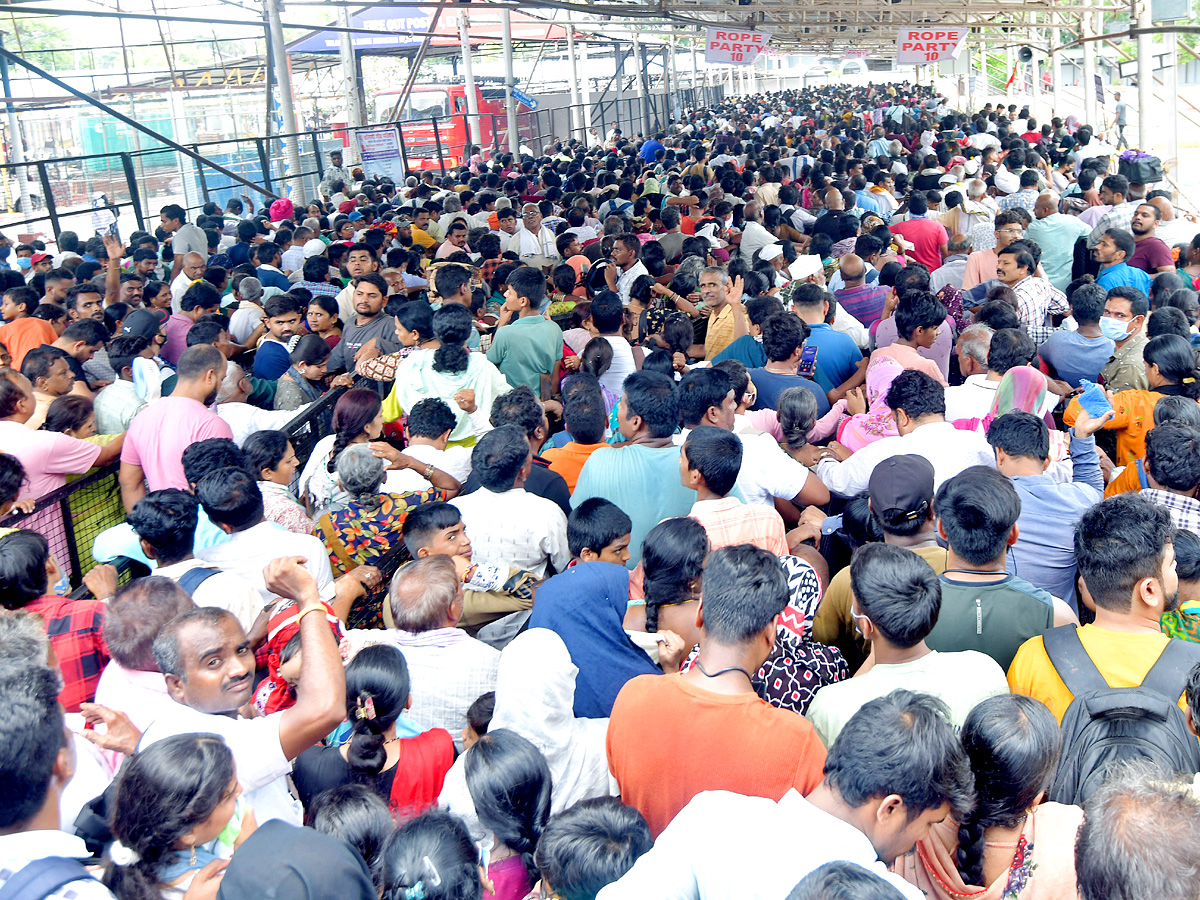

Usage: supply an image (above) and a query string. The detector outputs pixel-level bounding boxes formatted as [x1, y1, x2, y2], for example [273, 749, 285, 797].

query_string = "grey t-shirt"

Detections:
[173, 222, 208, 259]
[1114, 101, 1127, 126]
[328, 314, 400, 391]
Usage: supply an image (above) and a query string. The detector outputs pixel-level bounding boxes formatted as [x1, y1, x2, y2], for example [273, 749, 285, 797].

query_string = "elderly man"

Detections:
[738, 201, 776, 262]
[930, 235, 972, 294]
[685, 267, 748, 361]
[506, 203, 558, 262]
[834, 253, 889, 329]
[344, 555, 499, 749]
[169, 250, 206, 311]
[214, 362, 310, 446]
[1025, 193, 1091, 291]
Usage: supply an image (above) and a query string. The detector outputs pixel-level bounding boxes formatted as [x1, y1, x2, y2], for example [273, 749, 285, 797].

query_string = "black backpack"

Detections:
[1044, 625, 1200, 805]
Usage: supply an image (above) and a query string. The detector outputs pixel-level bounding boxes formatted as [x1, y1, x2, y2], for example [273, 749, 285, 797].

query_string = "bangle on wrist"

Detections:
[296, 604, 326, 625]
[424, 463, 435, 480]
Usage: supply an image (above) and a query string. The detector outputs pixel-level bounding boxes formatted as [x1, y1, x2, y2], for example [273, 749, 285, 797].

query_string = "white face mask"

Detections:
[1099, 315, 1132, 342]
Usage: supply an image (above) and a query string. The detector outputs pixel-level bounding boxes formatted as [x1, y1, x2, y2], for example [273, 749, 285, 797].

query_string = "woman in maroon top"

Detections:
[293, 644, 454, 819]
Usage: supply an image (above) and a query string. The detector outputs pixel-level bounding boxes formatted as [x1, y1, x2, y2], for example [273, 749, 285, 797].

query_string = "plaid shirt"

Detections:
[25, 594, 109, 712]
[689, 497, 790, 556]
[1011, 276, 1069, 345]
[1142, 489, 1200, 534]
[292, 280, 340, 298]
[997, 188, 1038, 214]
[1087, 202, 1136, 249]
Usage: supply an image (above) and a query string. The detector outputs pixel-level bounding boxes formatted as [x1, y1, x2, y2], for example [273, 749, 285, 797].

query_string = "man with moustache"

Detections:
[137, 557, 346, 825]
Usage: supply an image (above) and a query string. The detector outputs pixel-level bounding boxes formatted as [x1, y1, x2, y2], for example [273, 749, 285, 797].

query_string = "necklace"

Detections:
[695, 660, 755, 682]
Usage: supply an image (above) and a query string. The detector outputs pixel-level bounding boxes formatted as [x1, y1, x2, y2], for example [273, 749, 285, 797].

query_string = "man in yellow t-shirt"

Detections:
[1008, 493, 1192, 722]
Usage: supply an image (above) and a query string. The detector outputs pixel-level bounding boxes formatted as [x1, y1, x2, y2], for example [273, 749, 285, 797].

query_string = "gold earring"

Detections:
[189, 843, 196, 867]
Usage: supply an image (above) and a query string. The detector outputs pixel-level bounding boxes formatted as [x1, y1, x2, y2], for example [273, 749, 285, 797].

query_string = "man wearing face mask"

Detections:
[1099, 286, 1150, 393]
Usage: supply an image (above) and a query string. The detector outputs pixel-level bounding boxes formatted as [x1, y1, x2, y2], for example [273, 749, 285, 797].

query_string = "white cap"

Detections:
[789, 254, 823, 280]
[303, 238, 327, 259]
[759, 243, 784, 262]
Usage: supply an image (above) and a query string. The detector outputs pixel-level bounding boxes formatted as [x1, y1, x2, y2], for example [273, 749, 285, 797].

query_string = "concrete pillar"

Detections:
[1134, 0, 1152, 149]
[567, 26, 582, 139]
[265, 0, 304, 201]
[501, 8, 518, 155]
[457, 11, 481, 149]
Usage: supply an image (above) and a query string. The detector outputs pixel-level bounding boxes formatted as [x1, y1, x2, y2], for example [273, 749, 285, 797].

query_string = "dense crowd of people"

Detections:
[5, 79, 1200, 900]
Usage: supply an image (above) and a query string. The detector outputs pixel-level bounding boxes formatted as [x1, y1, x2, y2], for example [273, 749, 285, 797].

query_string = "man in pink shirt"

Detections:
[119, 344, 232, 511]
[888, 195, 948, 271]
[961, 210, 1027, 290]
[0, 369, 124, 500]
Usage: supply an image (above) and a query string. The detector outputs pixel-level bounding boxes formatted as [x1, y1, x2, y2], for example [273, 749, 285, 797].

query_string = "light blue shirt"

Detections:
[1026, 213, 1092, 292]
[1006, 431, 1104, 613]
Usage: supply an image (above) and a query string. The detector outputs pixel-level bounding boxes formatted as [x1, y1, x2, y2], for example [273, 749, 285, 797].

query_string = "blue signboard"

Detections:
[512, 88, 538, 110]
[288, 6, 431, 53]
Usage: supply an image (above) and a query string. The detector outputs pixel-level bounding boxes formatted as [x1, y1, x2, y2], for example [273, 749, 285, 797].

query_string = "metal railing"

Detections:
[0, 383, 351, 593]
[0, 82, 727, 242]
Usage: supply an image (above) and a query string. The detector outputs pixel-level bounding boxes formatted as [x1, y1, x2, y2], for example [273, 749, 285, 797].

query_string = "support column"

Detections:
[265, 0, 304, 202]
[1134, 0, 1152, 150]
[566, 25, 582, 139]
[691, 33, 698, 89]
[1006, 44, 1015, 100]
[1050, 15, 1063, 100]
[1166, 28, 1179, 168]
[501, 8, 519, 155]
[1082, 11, 1098, 127]
[458, 11, 481, 150]
[337, 5, 362, 155]
[0, 34, 32, 217]
[633, 33, 649, 136]
[580, 37, 593, 137]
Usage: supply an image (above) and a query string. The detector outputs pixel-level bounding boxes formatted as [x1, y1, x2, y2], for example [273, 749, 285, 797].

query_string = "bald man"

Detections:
[1024, 193, 1091, 292]
[833, 253, 889, 329]
[739, 201, 776, 262]
[170, 251, 207, 311]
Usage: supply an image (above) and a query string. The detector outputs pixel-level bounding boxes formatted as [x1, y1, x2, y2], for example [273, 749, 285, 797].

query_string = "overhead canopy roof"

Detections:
[286, 4, 577, 54]
[538, 0, 1091, 54]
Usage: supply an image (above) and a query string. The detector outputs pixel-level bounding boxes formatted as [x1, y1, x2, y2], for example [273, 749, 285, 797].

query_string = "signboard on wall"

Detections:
[356, 126, 406, 183]
[895, 28, 968, 64]
[704, 27, 770, 66]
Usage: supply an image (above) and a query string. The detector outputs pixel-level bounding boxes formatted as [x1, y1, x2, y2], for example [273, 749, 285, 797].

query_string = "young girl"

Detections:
[293, 644, 454, 817]
[104, 734, 256, 899]
[382, 810, 483, 900]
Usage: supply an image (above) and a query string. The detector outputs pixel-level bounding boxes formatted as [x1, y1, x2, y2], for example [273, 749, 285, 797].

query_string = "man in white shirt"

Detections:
[344, 555, 499, 749]
[169, 251, 206, 311]
[817, 370, 994, 496]
[805, 543, 1008, 747]
[215, 362, 311, 447]
[195, 466, 377, 614]
[603, 233, 649, 306]
[676, 367, 827, 512]
[738, 201, 776, 262]
[126, 488, 264, 632]
[452, 426, 570, 579]
[507, 204, 559, 263]
[596, 690, 972, 900]
[385, 397, 474, 493]
[138, 559, 346, 825]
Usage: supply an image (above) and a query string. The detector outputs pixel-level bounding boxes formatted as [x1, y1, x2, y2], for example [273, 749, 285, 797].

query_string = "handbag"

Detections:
[1117, 151, 1164, 184]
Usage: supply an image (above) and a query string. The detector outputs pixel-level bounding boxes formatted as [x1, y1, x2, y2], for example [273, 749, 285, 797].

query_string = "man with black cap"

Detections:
[811, 453, 940, 672]
[811, 454, 945, 673]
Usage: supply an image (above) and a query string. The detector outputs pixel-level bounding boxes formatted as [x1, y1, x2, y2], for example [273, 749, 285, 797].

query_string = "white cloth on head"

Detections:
[437, 628, 613, 844]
